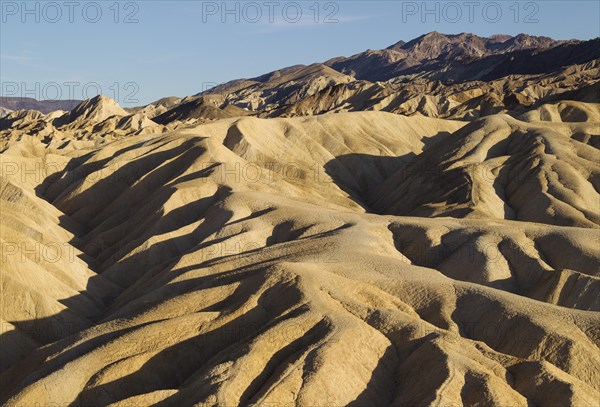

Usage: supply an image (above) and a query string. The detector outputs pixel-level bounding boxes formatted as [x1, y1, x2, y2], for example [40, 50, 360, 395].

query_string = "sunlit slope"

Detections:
[372, 106, 600, 228]
[0, 111, 598, 406]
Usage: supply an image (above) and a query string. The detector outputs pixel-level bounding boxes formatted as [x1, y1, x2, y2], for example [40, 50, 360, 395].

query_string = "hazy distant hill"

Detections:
[0, 97, 82, 114]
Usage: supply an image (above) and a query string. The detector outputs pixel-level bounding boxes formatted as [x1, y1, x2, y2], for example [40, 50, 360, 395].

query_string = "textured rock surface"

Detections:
[1, 106, 599, 406]
[1, 31, 599, 407]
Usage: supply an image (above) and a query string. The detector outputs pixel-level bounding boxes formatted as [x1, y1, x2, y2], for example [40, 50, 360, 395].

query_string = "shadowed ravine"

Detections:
[1, 107, 599, 406]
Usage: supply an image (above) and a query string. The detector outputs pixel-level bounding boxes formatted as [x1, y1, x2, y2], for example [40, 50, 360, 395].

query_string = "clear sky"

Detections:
[1, 0, 599, 106]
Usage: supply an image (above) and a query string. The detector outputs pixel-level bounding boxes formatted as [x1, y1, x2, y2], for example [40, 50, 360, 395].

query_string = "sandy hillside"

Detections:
[1, 95, 599, 406]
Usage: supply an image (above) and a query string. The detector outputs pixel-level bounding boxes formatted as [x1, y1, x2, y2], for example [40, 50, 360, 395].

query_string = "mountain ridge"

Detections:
[2, 32, 595, 119]
[1, 30, 599, 406]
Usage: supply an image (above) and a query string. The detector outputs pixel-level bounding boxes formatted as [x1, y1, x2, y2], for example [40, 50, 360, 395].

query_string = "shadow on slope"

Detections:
[323, 131, 453, 209]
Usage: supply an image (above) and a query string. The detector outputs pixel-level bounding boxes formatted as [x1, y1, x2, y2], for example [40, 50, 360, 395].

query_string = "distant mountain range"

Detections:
[192, 32, 599, 119]
[0, 97, 82, 116]
[2, 32, 599, 122]
[324, 32, 570, 82]
[2, 30, 600, 407]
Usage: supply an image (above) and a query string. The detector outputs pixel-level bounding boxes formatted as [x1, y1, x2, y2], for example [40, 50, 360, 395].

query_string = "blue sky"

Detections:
[1, 0, 599, 106]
